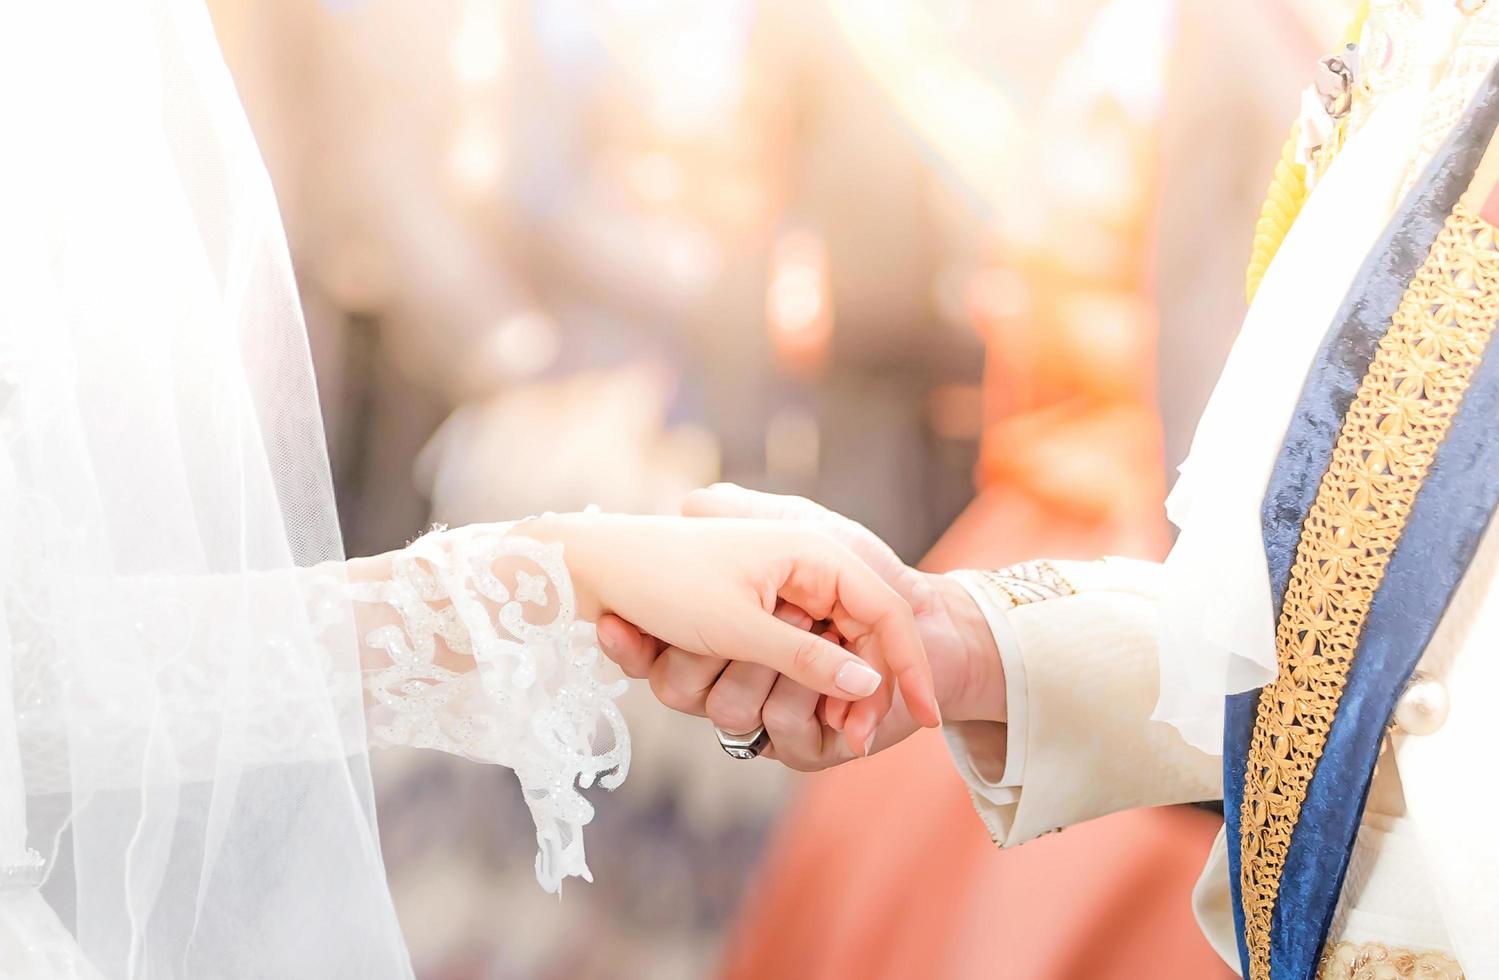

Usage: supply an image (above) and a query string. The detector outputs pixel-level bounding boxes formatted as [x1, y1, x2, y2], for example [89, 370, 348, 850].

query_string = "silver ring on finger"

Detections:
[714, 724, 770, 760]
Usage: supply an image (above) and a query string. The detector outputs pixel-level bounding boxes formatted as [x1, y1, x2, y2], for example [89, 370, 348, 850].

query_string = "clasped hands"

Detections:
[528, 485, 1004, 770]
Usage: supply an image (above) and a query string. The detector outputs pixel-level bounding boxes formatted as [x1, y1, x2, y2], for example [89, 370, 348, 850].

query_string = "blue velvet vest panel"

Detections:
[1223, 61, 1499, 980]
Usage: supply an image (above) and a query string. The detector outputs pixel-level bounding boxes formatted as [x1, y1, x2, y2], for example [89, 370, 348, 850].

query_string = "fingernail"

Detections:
[835, 660, 882, 697]
[862, 731, 876, 757]
[596, 625, 618, 653]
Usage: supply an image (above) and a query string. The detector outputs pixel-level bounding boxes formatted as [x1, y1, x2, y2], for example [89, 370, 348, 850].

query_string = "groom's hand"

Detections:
[599, 601, 924, 768]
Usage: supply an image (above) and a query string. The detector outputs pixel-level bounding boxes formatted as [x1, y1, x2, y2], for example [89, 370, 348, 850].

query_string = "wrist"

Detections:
[517, 512, 612, 620]
[923, 572, 1006, 724]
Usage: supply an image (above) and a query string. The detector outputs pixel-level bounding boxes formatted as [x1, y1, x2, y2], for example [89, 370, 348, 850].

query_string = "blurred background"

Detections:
[207, 1, 1353, 977]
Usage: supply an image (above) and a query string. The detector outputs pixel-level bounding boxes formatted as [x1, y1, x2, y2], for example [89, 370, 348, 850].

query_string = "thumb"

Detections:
[682, 483, 819, 521]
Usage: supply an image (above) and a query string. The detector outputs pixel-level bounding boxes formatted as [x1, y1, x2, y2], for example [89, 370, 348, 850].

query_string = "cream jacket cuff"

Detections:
[942, 570, 1028, 808]
[942, 558, 1222, 847]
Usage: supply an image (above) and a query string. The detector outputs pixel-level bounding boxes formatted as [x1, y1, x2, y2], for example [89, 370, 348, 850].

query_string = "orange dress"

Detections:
[719, 744, 1228, 980]
[719, 9, 1235, 972]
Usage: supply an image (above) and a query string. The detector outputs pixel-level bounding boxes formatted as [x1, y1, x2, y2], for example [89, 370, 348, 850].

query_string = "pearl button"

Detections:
[1393, 672, 1449, 736]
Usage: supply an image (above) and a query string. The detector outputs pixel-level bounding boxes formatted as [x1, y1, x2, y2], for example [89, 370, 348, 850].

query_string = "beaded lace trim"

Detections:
[350, 526, 629, 892]
[1318, 941, 1463, 980]
[974, 562, 1074, 608]
[1238, 203, 1499, 980]
[1351, 0, 1417, 137]
[1395, 3, 1499, 199]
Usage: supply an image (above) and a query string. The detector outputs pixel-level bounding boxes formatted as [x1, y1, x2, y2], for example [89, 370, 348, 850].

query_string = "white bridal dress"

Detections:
[0, 1, 629, 976]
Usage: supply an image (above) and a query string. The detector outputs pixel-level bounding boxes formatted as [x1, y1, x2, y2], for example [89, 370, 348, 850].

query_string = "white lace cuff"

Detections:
[349, 524, 630, 892]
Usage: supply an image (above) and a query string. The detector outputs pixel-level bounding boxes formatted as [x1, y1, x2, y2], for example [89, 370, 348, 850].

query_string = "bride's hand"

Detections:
[525, 513, 941, 735]
[594, 485, 1005, 765]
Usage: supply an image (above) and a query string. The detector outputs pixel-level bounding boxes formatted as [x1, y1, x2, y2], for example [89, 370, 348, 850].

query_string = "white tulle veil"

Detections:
[0, 0, 411, 975]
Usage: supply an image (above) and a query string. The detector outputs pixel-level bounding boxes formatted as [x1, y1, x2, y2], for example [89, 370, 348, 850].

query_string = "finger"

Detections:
[596, 614, 662, 679]
[777, 536, 940, 728]
[841, 677, 882, 756]
[647, 601, 811, 717]
[705, 661, 778, 736]
[684, 484, 933, 612]
[814, 624, 849, 730]
[772, 544, 900, 742]
[773, 600, 816, 633]
[648, 645, 725, 717]
[720, 611, 889, 704]
[823, 696, 850, 732]
[839, 615, 897, 751]
[706, 600, 814, 733]
[843, 642, 931, 750]
[843, 678, 892, 756]
[818, 622, 852, 726]
[762, 674, 833, 771]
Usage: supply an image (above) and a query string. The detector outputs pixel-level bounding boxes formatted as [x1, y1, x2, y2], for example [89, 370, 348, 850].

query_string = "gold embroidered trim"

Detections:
[1239, 203, 1499, 980]
[1318, 941, 1463, 980]
[975, 562, 1074, 608]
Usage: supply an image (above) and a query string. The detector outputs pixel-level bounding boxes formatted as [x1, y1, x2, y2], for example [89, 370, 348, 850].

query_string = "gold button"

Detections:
[1393, 671, 1449, 736]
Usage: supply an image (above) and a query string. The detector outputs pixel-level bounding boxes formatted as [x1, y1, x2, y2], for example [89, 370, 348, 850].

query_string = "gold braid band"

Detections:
[973, 562, 1075, 607]
[1238, 202, 1499, 980]
[1318, 941, 1464, 980]
[1244, 2, 1370, 304]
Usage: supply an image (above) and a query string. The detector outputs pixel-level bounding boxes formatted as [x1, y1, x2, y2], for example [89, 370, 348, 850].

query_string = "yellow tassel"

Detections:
[1341, 0, 1369, 48]
[1242, 0, 1369, 305]
[1244, 122, 1308, 303]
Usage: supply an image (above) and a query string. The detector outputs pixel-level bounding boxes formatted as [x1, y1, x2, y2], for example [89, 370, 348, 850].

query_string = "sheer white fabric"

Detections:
[0, 0, 627, 975]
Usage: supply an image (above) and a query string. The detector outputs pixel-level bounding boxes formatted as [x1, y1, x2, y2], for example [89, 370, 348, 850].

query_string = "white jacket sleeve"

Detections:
[943, 557, 1222, 847]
